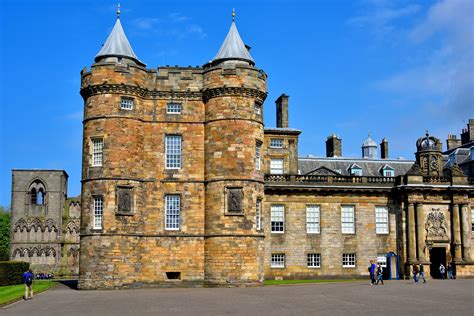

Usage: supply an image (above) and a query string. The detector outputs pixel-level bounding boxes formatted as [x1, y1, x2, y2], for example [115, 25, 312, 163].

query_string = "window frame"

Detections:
[306, 204, 320, 234]
[165, 194, 181, 231]
[271, 204, 285, 233]
[255, 142, 262, 171]
[166, 102, 182, 114]
[271, 253, 285, 268]
[92, 196, 104, 230]
[471, 208, 474, 234]
[91, 138, 104, 167]
[120, 97, 134, 110]
[269, 139, 284, 149]
[342, 253, 356, 268]
[375, 206, 389, 234]
[165, 135, 182, 169]
[341, 205, 355, 234]
[270, 158, 284, 175]
[307, 253, 321, 268]
[256, 198, 262, 231]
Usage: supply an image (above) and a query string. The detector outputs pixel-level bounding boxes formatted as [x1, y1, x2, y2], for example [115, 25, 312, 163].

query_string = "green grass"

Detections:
[0, 280, 57, 305]
[264, 279, 360, 285]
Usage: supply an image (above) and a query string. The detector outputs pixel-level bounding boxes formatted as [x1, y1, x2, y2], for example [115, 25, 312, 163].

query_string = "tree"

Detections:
[0, 206, 11, 261]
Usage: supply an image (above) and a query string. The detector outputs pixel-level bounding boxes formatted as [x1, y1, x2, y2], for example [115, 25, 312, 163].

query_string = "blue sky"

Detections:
[0, 0, 472, 207]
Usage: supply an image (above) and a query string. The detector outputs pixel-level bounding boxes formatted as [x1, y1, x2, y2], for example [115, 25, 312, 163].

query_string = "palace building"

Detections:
[12, 9, 472, 288]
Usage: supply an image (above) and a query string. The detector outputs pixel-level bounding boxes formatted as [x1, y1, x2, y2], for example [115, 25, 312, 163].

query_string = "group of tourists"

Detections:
[368, 260, 384, 285]
[439, 263, 456, 280]
[411, 263, 427, 284]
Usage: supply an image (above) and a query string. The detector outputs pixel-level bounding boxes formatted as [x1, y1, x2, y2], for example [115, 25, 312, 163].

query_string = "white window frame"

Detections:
[165, 135, 182, 169]
[254, 103, 261, 115]
[342, 253, 356, 268]
[375, 206, 389, 234]
[120, 97, 134, 110]
[270, 159, 284, 174]
[166, 102, 182, 114]
[307, 253, 321, 268]
[383, 169, 394, 177]
[93, 196, 103, 230]
[270, 139, 283, 148]
[341, 205, 355, 234]
[255, 142, 262, 171]
[271, 254, 285, 268]
[306, 205, 320, 234]
[271, 205, 285, 233]
[256, 199, 262, 231]
[351, 168, 362, 176]
[92, 138, 104, 167]
[165, 195, 180, 230]
[377, 254, 387, 268]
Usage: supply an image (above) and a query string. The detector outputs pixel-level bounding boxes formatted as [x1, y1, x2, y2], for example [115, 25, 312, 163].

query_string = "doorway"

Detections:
[429, 247, 446, 279]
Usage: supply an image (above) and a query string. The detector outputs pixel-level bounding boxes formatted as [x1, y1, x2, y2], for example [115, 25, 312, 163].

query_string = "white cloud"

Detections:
[132, 17, 160, 30]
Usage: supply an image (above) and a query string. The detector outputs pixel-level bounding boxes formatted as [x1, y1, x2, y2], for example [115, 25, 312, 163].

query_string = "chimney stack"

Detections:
[446, 134, 461, 150]
[380, 138, 389, 159]
[275, 94, 289, 128]
[326, 134, 342, 157]
[460, 119, 474, 145]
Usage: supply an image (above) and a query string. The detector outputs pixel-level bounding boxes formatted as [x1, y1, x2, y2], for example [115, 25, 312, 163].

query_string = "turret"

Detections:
[415, 131, 443, 176]
[202, 10, 267, 286]
[362, 133, 377, 159]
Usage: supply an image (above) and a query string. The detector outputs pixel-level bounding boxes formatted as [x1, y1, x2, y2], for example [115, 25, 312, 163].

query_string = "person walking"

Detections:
[23, 269, 34, 300]
[413, 263, 419, 284]
[376, 264, 384, 285]
[419, 264, 426, 283]
[447, 263, 453, 279]
[439, 263, 446, 280]
[369, 260, 377, 285]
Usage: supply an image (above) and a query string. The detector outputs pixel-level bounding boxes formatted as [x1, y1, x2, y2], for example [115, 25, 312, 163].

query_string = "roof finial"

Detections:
[368, 131, 371, 138]
[425, 130, 429, 137]
[232, 8, 236, 21]
[117, 1, 121, 19]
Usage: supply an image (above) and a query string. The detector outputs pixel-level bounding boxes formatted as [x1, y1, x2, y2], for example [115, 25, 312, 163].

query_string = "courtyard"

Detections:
[2, 279, 473, 315]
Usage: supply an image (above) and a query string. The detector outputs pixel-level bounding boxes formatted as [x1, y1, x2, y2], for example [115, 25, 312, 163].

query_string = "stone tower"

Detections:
[415, 131, 443, 176]
[202, 14, 267, 286]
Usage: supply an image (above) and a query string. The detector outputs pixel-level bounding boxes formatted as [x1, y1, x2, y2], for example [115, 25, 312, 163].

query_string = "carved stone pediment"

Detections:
[425, 209, 449, 241]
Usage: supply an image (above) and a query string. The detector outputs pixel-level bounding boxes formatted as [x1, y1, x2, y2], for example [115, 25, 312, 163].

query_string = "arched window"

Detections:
[37, 189, 44, 205]
[29, 180, 46, 206]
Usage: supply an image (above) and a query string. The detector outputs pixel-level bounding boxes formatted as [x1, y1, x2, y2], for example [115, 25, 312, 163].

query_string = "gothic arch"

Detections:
[66, 221, 79, 234]
[29, 218, 43, 232]
[27, 178, 48, 205]
[45, 218, 58, 232]
[14, 218, 28, 232]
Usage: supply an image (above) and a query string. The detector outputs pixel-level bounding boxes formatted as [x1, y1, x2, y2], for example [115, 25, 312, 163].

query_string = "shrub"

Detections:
[0, 261, 30, 286]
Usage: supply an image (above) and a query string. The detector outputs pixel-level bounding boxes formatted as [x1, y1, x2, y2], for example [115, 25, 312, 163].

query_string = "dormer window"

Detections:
[120, 98, 134, 110]
[380, 165, 395, 177]
[349, 164, 362, 176]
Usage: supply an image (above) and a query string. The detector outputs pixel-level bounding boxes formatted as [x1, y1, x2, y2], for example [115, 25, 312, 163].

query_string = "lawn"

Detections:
[0, 280, 57, 305]
[264, 279, 360, 285]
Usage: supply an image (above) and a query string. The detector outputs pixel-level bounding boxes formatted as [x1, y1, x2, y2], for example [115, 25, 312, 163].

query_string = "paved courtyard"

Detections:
[2, 280, 473, 315]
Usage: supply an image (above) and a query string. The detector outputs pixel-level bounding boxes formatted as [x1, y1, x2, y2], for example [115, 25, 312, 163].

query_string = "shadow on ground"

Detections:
[58, 280, 78, 290]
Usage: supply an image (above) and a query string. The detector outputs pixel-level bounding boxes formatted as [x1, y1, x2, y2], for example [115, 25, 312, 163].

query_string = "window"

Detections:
[343, 253, 356, 267]
[377, 254, 387, 268]
[375, 206, 389, 234]
[307, 253, 321, 268]
[271, 205, 284, 233]
[256, 199, 262, 230]
[30, 188, 37, 204]
[165, 135, 182, 169]
[37, 189, 44, 205]
[120, 98, 134, 110]
[254, 103, 261, 115]
[166, 103, 182, 114]
[93, 196, 103, 229]
[271, 254, 285, 268]
[341, 205, 355, 234]
[351, 168, 362, 176]
[383, 169, 394, 177]
[270, 159, 284, 174]
[306, 205, 320, 234]
[165, 195, 180, 230]
[92, 138, 104, 167]
[270, 139, 283, 148]
[255, 142, 262, 171]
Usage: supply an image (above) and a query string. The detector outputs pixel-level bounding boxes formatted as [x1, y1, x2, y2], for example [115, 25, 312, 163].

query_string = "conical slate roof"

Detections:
[213, 21, 254, 65]
[95, 18, 145, 66]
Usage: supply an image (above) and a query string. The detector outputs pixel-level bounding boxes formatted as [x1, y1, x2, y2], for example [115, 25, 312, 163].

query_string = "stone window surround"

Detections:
[92, 195, 104, 231]
[269, 138, 284, 149]
[307, 253, 321, 268]
[255, 140, 262, 171]
[166, 102, 182, 114]
[256, 198, 262, 231]
[341, 205, 355, 234]
[120, 97, 134, 110]
[270, 158, 284, 175]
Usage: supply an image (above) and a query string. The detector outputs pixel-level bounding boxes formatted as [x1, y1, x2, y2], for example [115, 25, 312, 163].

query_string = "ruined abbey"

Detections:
[10, 9, 474, 288]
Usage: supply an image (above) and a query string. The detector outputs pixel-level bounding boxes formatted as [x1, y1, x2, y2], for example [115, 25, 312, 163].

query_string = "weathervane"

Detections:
[232, 8, 235, 21]
[117, 1, 121, 19]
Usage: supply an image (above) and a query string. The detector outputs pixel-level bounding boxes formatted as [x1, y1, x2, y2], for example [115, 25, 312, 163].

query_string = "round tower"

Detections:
[202, 13, 267, 286]
[415, 131, 443, 176]
[79, 9, 148, 289]
[362, 133, 378, 159]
